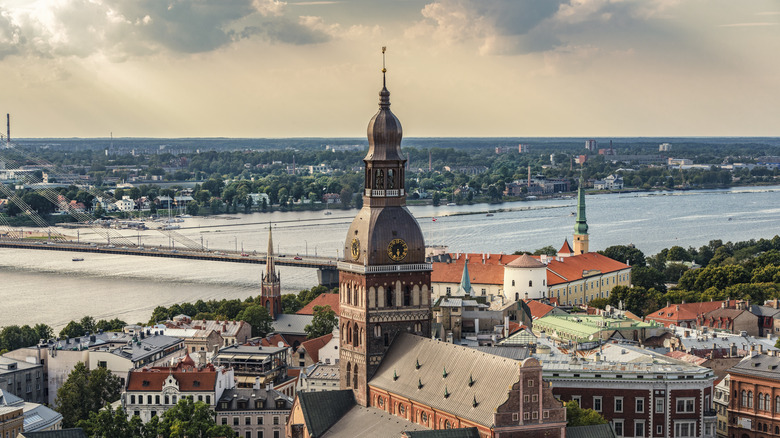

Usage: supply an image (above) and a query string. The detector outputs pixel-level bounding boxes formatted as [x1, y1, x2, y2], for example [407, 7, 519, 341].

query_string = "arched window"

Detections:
[387, 169, 395, 189]
[515, 293, 519, 301]
[353, 322, 359, 347]
[346, 363, 351, 388]
[403, 285, 411, 306]
[758, 394, 764, 410]
[529, 280, 533, 287]
[374, 324, 382, 338]
[354, 289, 358, 307]
[387, 288, 394, 307]
[347, 324, 352, 344]
[131, 395, 136, 404]
[346, 285, 351, 305]
[353, 367, 358, 389]
[512, 280, 515, 286]
[776, 396, 780, 413]
[748, 391, 754, 408]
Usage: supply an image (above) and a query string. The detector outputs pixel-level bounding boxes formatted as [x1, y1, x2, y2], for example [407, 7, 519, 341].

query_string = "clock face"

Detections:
[350, 238, 360, 260]
[387, 238, 408, 262]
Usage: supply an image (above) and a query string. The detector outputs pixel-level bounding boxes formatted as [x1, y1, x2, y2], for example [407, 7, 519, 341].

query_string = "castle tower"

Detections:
[261, 225, 282, 319]
[573, 175, 589, 255]
[338, 49, 432, 406]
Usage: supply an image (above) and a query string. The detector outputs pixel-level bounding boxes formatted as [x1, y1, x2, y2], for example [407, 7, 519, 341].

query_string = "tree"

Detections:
[0, 325, 40, 352]
[59, 320, 86, 339]
[56, 362, 123, 428]
[238, 305, 274, 338]
[598, 245, 646, 267]
[80, 406, 144, 438]
[305, 305, 338, 339]
[155, 398, 234, 438]
[282, 294, 302, 314]
[566, 400, 608, 427]
[631, 266, 667, 293]
[533, 246, 557, 256]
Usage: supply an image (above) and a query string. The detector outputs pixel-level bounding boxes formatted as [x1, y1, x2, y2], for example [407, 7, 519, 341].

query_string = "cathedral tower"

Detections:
[261, 225, 282, 319]
[573, 175, 589, 255]
[338, 49, 432, 406]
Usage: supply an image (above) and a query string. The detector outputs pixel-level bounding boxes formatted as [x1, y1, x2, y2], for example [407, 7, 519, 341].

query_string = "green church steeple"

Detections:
[457, 259, 473, 295]
[574, 175, 588, 235]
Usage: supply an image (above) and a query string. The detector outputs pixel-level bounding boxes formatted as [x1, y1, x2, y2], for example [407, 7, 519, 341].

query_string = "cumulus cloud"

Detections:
[414, 0, 680, 55]
[0, 0, 331, 60]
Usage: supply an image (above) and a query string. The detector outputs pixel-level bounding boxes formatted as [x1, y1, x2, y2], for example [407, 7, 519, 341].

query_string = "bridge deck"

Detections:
[0, 240, 338, 269]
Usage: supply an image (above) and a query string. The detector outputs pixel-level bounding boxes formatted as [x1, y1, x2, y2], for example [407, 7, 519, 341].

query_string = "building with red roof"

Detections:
[296, 293, 340, 316]
[122, 354, 235, 423]
[645, 300, 732, 328]
[431, 248, 631, 307]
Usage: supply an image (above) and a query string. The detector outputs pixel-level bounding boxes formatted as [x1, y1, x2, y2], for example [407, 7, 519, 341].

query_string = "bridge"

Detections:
[0, 239, 342, 287]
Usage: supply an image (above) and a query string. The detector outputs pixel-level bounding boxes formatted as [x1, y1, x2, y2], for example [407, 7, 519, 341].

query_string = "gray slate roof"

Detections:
[403, 427, 481, 438]
[272, 314, 314, 336]
[567, 424, 617, 438]
[19, 429, 87, 438]
[750, 305, 780, 317]
[297, 389, 355, 437]
[728, 353, 780, 381]
[470, 346, 532, 361]
[322, 405, 428, 437]
[370, 333, 524, 428]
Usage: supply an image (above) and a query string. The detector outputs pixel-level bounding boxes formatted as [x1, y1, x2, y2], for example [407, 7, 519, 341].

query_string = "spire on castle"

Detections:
[457, 259, 473, 296]
[265, 223, 278, 282]
[573, 174, 590, 254]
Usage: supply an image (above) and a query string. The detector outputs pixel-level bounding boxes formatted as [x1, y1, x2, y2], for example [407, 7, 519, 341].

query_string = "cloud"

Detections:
[0, 0, 331, 61]
[718, 22, 779, 27]
[413, 0, 682, 55]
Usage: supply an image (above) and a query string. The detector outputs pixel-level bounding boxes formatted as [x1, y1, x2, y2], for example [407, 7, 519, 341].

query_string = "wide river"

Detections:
[2, 186, 779, 329]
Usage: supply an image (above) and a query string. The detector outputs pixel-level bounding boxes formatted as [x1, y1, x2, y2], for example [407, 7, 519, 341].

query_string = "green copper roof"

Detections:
[575, 175, 588, 235]
[458, 260, 473, 295]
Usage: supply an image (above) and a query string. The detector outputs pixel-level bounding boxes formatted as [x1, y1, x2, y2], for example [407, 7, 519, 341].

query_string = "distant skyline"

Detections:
[1, 0, 778, 139]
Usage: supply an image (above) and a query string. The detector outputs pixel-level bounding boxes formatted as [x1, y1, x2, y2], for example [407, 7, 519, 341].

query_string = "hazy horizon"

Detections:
[2, 0, 779, 138]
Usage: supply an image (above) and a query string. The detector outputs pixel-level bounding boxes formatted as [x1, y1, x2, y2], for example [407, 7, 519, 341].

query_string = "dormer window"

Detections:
[276, 400, 285, 409]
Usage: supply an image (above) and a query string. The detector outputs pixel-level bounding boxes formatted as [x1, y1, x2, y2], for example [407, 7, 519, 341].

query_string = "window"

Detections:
[527, 379, 534, 387]
[245, 432, 251, 438]
[674, 421, 696, 437]
[233, 417, 239, 426]
[532, 411, 538, 419]
[512, 280, 515, 286]
[615, 397, 623, 413]
[634, 420, 645, 437]
[593, 396, 602, 412]
[524, 395, 529, 402]
[676, 398, 695, 413]
[572, 395, 581, 406]
[748, 391, 753, 408]
[273, 416, 279, 425]
[656, 425, 662, 435]
[156, 395, 160, 404]
[446, 287, 452, 294]
[636, 397, 644, 413]
[655, 397, 664, 413]
[258, 416, 264, 425]
[131, 395, 136, 404]
[245, 417, 251, 425]
[529, 280, 533, 287]
[613, 419, 624, 437]
[742, 390, 747, 407]
[532, 394, 538, 402]
[481, 288, 486, 295]
[523, 412, 529, 420]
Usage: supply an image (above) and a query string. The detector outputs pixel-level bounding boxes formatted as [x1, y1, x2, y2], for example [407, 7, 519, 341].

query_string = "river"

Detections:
[1, 185, 779, 329]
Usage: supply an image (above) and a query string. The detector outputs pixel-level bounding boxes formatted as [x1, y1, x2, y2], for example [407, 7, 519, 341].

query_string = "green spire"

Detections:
[444, 385, 450, 398]
[416, 358, 421, 370]
[393, 369, 398, 381]
[442, 366, 448, 378]
[575, 174, 588, 235]
[472, 395, 478, 408]
[418, 378, 423, 389]
[468, 374, 475, 387]
[458, 259, 473, 295]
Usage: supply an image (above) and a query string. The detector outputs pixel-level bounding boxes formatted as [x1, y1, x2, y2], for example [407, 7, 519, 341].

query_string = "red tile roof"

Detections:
[248, 333, 290, 348]
[524, 300, 555, 320]
[299, 333, 334, 364]
[645, 301, 729, 327]
[558, 239, 573, 254]
[126, 362, 217, 392]
[545, 253, 630, 286]
[432, 252, 630, 287]
[297, 294, 340, 316]
[665, 350, 708, 366]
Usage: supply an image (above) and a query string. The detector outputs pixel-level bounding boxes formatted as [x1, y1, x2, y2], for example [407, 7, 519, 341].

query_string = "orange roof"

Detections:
[545, 253, 630, 286]
[558, 239, 573, 254]
[524, 300, 555, 320]
[432, 252, 630, 287]
[507, 254, 545, 268]
[249, 333, 290, 348]
[299, 333, 334, 363]
[297, 294, 340, 316]
[665, 350, 708, 366]
[645, 301, 728, 327]
[126, 362, 217, 392]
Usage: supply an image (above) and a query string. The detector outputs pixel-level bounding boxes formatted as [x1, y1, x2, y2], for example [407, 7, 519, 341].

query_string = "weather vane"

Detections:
[382, 46, 387, 73]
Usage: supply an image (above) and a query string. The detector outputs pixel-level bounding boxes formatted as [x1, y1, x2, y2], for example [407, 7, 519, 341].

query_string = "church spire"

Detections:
[265, 223, 277, 281]
[458, 259, 473, 296]
[573, 174, 589, 254]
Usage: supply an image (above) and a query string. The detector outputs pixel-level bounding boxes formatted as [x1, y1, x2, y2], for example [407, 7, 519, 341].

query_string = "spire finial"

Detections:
[379, 47, 390, 107]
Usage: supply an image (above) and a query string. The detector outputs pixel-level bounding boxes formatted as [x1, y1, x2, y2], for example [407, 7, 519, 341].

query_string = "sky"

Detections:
[0, 0, 778, 139]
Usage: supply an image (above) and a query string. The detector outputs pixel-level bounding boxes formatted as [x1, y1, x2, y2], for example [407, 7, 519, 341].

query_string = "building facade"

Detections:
[337, 66, 432, 407]
[727, 351, 780, 438]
